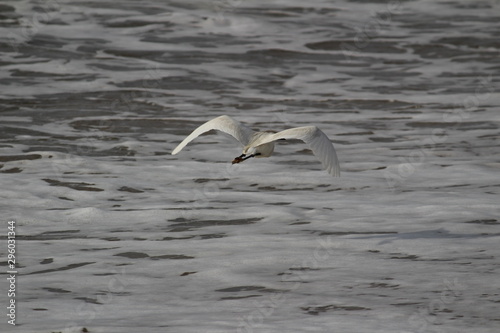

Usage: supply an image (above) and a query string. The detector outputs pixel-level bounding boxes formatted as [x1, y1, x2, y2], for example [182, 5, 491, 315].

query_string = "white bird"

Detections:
[171, 115, 340, 177]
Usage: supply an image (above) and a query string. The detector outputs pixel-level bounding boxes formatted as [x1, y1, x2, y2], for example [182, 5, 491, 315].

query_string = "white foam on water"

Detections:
[1, 0, 499, 332]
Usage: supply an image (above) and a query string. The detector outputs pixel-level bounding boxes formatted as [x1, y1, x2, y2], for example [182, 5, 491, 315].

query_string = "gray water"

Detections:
[1, 1, 499, 332]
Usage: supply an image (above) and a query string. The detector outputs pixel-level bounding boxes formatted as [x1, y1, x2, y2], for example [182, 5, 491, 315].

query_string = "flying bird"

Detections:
[171, 115, 340, 177]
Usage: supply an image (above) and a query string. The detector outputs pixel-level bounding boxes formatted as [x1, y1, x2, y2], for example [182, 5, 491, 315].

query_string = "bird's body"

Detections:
[242, 131, 276, 157]
[171, 115, 340, 177]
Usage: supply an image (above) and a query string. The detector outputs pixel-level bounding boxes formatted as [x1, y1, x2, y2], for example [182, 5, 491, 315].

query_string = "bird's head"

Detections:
[232, 145, 257, 164]
[232, 154, 246, 164]
[232, 149, 262, 164]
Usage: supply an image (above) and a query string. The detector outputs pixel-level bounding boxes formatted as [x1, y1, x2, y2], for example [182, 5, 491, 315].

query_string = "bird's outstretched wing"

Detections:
[262, 126, 340, 177]
[172, 115, 255, 155]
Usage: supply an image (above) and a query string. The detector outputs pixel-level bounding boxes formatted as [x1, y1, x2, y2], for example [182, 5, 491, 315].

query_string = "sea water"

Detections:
[0, 0, 499, 332]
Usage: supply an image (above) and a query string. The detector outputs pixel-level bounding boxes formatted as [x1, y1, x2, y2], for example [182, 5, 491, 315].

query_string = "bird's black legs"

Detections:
[241, 154, 256, 161]
[232, 153, 261, 164]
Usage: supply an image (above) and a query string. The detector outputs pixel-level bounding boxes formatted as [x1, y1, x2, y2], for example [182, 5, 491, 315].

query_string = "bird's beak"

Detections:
[232, 154, 245, 164]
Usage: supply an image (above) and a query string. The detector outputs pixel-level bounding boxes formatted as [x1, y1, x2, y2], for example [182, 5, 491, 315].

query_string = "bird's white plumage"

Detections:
[266, 126, 340, 177]
[171, 115, 340, 177]
[171, 115, 254, 155]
